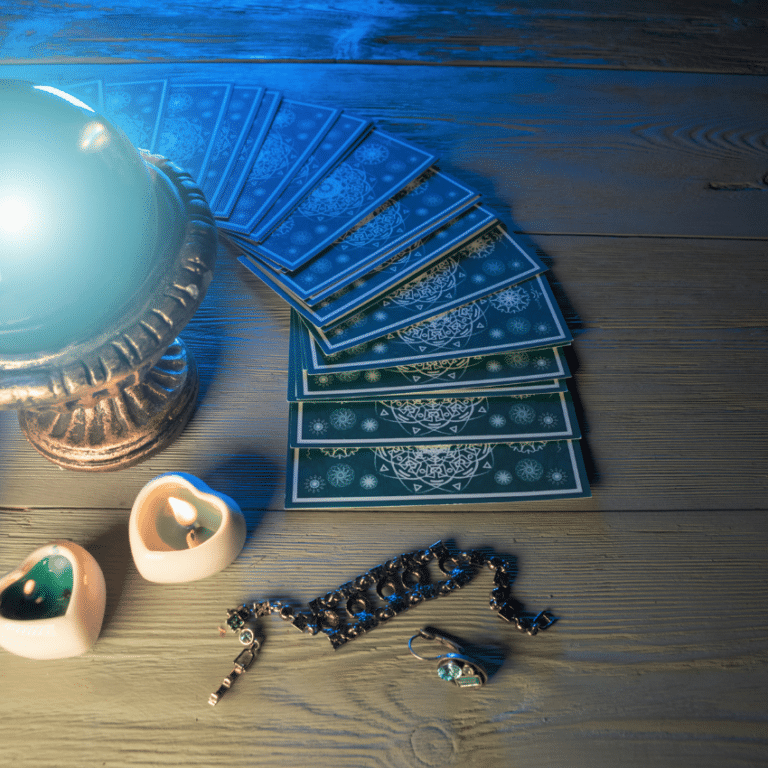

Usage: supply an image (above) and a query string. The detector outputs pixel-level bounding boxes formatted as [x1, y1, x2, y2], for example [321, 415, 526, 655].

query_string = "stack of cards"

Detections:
[67, 78, 590, 507]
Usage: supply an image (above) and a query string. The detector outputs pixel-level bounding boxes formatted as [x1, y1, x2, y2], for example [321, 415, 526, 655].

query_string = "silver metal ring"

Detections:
[408, 633, 443, 661]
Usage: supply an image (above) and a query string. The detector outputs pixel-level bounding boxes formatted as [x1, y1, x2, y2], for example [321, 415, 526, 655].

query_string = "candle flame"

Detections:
[168, 496, 198, 527]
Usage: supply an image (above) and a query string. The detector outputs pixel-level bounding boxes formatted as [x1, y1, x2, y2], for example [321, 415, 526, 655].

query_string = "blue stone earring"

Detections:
[408, 627, 488, 688]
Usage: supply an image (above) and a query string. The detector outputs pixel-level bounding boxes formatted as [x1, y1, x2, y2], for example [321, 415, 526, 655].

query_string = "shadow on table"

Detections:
[203, 451, 281, 537]
[558, 354, 599, 487]
[527, 236, 600, 489]
[85, 519, 132, 635]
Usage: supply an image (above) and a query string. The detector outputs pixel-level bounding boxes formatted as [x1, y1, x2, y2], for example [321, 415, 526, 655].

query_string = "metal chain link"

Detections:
[209, 540, 556, 705]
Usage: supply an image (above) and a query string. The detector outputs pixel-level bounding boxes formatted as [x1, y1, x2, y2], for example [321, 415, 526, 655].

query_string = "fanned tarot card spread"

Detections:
[305, 224, 548, 351]
[235, 172, 486, 314]
[222, 100, 342, 234]
[290, 371, 569, 402]
[285, 440, 590, 508]
[236, 205, 496, 330]
[86, 76, 590, 507]
[212, 89, 282, 217]
[299, 274, 572, 371]
[249, 113, 372, 241]
[201, 85, 265, 206]
[254, 165, 483, 291]
[289, 392, 580, 447]
[104, 80, 168, 152]
[288, 312, 571, 400]
[154, 82, 232, 186]
[306, 204, 495, 307]
[253, 130, 437, 270]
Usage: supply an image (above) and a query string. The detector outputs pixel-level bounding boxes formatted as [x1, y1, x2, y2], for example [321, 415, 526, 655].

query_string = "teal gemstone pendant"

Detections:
[436, 653, 488, 687]
[437, 660, 463, 681]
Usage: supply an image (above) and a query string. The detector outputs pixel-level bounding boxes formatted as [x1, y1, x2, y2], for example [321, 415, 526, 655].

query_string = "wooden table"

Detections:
[1, 3, 766, 766]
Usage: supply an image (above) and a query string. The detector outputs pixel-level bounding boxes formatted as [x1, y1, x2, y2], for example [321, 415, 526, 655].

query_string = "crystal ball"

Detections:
[0, 80, 177, 356]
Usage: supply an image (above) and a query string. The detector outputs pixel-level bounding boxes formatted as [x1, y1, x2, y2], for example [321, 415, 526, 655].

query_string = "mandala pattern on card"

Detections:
[157, 118, 207, 166]
[377, 398, 488, 436]
[299, 163, 372, 219]
[387, 257, 464, 309]
[397, 302, 486, 354]
[395, 356, 475, 383]
[249, 133, 293, 180]
[354, 142, 390, 165]
[359, 474, 379, 490]
[329, 407, 357, 431]
[509, 403, 536, 424]
[105, 91, 131, 113]
[210, 121, 239, 165]
[489, 284, 531, 314]
[539, 412, 559, 428]
[515, 458, 544, 482]
[273, 107, 296, 128]
[546, 468, 568, 486]
[462, 228, 503, 259]
[507, 317, 531, 335]
[304, 475, 325, 493]
[319, 447, 359, 459]
[511, 441, 546, 454]
[343, 201, 405, 248]
[376, 238, 424, 274]
[307, 419, 329, 436]
[374, 444, 494, 494]
[106, 91, 152, 147]
[327, 463, 355, 488]
[167, 91, 194, 113]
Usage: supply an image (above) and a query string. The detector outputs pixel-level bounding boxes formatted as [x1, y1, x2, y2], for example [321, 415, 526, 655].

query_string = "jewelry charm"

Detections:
[209, 540, 557, 705]
[409, 627, 488, 688]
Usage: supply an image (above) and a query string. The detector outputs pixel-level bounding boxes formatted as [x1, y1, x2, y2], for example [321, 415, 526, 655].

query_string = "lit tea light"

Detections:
[129, 473, 247, 583]
[167, 496, 206, 548]
[0, 540, 106, 660]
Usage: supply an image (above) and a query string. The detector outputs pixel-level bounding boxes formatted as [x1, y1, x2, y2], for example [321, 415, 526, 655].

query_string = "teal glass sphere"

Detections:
[0, 80, 173, 356]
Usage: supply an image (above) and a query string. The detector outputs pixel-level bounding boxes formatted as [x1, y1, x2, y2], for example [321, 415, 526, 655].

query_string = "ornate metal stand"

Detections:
[0, 153, 217, 471]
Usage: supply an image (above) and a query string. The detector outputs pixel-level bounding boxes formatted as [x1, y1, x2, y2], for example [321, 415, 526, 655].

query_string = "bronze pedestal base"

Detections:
[18, 338, 198, 471]
[0, 153, 217, 472]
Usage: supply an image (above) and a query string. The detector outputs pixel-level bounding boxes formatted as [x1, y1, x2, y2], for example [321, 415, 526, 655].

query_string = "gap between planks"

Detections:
[4, 57, 768, 75]
[517, 232, 768, 241]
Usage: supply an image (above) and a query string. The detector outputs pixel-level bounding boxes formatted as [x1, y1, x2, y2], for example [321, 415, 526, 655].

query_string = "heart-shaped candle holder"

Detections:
[129, 473, 246, 583]
[0, 540, 106, 660]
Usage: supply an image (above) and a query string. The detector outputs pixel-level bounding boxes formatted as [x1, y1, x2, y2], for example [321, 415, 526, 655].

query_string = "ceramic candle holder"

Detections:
[0, 540, 106, 660]
[129, 473, 246, 583]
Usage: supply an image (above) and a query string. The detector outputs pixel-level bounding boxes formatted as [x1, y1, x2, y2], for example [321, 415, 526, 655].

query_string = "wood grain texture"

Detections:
[3, 63, 767, 238]
[0, 63, 765, 512]
[1, 510, 766, 767]
[0, 231, 765, 512]
[0, 12, 767, 765]
[1, 0, 767, 74]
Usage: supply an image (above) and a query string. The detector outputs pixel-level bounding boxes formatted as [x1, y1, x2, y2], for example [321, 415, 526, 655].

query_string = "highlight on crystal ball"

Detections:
[0, 80, 174, 356]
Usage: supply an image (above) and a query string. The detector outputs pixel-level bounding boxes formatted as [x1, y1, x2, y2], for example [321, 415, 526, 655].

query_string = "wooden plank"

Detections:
[1, 509, 766, 767]
[1, 235, 765, 512]
[1, 63, 766, 238]
[1, 1, 767, 74]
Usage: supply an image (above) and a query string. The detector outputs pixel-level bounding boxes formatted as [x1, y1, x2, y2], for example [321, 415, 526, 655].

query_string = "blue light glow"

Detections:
[0, 194, 33, 235]
[0, 79, 167, 356]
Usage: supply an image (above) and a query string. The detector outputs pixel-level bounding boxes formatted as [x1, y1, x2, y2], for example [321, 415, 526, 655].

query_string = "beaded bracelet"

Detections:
[209, 540, 556, 705]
